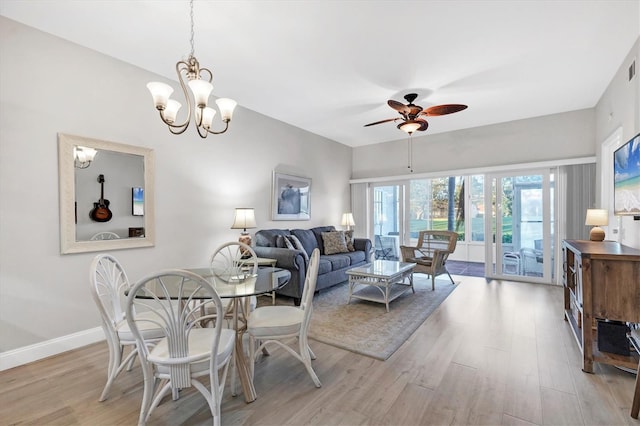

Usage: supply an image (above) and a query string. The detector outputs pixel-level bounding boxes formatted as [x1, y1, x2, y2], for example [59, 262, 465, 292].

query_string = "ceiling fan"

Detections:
[364, 93, 468, 134]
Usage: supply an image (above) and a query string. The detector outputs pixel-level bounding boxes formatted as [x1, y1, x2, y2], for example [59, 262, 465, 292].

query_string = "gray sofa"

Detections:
[253, 226, 372, 304]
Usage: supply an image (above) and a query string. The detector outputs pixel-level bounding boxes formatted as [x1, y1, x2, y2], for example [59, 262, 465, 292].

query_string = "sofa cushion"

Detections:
[341, 250, 366, 265]
[317, 257, 332, 275]
[322, 254, 351, 270]
[290, 229, 318, 257]
[256, 229, 292, 247]
[311, 226, 336, 254]
[322, 231, 349, 255]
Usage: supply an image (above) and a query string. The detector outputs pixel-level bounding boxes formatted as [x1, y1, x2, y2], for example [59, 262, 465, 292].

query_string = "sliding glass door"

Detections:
[371, 183, 405, 260]
[485, 170, 554, 282]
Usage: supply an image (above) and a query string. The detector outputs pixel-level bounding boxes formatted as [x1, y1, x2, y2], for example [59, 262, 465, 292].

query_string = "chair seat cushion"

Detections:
[117, 310, 165, 342]
[149, 328, 235, 375]
[247, 306, 304, 337]
[413, 257, 433, 266]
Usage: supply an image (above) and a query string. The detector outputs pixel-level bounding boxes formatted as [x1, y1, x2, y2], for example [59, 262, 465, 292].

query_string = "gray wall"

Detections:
[595, 37, 640, 248]
[0, 17, 352, 353]
[352, 108, 595, 179]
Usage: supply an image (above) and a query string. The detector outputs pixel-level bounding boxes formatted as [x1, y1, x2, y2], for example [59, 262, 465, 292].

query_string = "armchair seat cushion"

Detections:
[414, 257, 434, 266]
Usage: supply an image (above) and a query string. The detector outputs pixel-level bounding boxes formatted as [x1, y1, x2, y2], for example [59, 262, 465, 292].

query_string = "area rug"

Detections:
[305, 276, 459, 361]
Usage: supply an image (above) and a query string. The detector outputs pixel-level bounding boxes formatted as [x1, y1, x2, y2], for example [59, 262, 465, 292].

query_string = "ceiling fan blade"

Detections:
[422, 104, 468, 116]
[407, 105, 423, 117]
[388, 100, 410, 114]
[364, 118, 398, 127]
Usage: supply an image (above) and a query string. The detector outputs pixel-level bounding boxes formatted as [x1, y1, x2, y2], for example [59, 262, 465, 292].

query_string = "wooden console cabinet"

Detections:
[562, 239, 640, 373]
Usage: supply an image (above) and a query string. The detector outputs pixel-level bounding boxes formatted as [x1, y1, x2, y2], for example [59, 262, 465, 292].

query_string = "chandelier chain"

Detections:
[189, 0, 195, 57]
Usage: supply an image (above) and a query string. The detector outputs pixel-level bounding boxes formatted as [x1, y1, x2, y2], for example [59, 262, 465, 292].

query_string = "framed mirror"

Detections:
[58, 133, 155, 254]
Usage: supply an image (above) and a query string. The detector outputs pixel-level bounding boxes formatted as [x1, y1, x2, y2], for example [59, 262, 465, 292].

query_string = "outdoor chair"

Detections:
[400, 230, 458, 290]
[374, 234, 393, 260]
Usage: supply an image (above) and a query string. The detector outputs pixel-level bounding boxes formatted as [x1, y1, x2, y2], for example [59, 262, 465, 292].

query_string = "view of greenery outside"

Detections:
[410, 176, 515, 243]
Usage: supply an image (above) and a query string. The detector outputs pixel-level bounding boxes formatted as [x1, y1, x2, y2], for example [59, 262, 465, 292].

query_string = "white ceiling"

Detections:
[1, 0, 639, 147]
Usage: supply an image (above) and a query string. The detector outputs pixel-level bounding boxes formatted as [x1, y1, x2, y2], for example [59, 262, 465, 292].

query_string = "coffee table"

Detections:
[346, 260, 415, 312]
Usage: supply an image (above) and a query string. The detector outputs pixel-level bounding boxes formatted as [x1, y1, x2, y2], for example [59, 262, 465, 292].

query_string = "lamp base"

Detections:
[589, 227, 605, 241]
[238, 232, 252, 257]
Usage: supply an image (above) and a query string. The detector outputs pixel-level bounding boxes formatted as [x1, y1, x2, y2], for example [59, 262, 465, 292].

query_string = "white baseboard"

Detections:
[0, 327, 105, 371]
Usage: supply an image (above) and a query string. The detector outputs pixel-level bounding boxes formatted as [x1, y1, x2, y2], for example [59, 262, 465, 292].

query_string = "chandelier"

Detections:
[74, 146, 97, 169]
[147, 0, 237, 138]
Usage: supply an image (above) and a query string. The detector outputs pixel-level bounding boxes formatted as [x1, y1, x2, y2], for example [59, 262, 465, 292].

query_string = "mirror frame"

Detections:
[58, 133, 156, 254]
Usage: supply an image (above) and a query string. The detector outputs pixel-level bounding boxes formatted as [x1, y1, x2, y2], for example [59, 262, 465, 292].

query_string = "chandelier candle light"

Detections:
[585, 209, 609, 241]
[231, 208, 257, 247]
[147, 0, 237, 138]
[74, 146, 97, 169]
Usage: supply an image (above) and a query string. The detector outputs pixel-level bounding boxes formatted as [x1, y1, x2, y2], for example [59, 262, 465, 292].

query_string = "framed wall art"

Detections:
[272, 172, 311, 220]
[132, 187, 144, 216]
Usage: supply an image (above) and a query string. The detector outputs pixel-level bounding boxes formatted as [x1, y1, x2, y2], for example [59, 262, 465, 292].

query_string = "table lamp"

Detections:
[341, 212, 355, 231]
[231, 208, 257, 247]
[585, 209, 608, 241]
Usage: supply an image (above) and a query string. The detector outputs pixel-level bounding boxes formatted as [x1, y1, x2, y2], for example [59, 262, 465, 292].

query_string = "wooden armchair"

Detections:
[400, 230, 458, 290]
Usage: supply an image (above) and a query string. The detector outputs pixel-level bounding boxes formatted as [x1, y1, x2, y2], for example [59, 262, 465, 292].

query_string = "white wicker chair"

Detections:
[126, 269, 234, 426]
[89, 254, 163, 402]
[248, 248, 321, 388]
[208, 241, 259, 394]
[90, 231, 121, 240]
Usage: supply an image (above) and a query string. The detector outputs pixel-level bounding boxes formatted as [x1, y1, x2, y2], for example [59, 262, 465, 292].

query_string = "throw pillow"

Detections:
[275, 235, 287, 248]
[344, 229, 355, 252]
[282, 236, 295, 250]
[286, 235, 309, 262]
[322, 231, 349, 255]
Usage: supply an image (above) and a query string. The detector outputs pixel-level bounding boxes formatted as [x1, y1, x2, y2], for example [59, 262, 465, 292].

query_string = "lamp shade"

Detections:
[585, 209, 608, 226]
[341, 213, 355, 227]
[585, 209, 608, 241]
[231, 208, 257, 232]
[216, 98, 237, 122]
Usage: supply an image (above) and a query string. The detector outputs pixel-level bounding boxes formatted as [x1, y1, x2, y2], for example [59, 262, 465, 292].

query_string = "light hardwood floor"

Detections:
[2, 276, 639, 425]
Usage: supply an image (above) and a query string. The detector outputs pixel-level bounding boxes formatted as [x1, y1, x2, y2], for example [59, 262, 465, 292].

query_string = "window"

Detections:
[409, 176, 464, 243]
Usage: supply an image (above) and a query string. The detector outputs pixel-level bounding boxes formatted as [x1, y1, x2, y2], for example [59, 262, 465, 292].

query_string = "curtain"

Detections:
[559, 163, 596, 240]
[350, 183, 368, 237]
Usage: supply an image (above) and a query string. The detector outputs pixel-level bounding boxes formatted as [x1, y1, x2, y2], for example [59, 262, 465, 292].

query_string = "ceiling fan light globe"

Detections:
[398, 121, 422, 134]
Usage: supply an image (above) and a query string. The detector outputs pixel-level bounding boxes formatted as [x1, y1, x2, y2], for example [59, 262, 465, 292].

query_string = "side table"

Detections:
[256, 257, 278, 304]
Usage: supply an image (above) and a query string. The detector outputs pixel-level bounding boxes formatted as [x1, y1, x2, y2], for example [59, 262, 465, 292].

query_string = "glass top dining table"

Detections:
[132, 267, 290, 300]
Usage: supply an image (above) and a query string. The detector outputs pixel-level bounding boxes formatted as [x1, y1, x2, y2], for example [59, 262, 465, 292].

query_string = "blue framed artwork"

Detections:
[132, 187, 144, 216]
[272, 172, 311, 220]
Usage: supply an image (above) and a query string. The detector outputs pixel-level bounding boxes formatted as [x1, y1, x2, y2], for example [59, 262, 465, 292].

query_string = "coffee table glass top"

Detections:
[347, 260, 415, 277]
